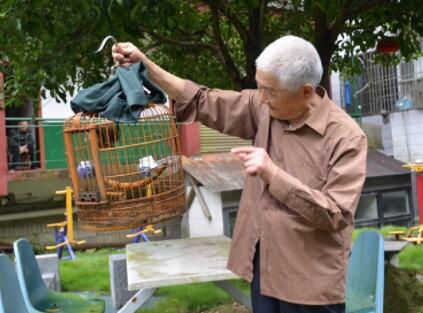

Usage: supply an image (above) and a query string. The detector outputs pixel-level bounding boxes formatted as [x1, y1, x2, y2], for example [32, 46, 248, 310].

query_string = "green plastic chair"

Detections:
[0, 254, 42, 313]
[13, 239, 105, 313]
[346, 231, 384, 313]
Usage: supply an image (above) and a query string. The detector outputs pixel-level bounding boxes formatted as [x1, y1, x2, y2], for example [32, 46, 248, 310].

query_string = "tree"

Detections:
[1, 0, 422, 108]
[0, 1, 120, 108]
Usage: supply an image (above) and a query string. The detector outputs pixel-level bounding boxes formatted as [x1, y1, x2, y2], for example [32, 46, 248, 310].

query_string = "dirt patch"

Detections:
[384, 265, 423, 313]
[199, 303, 250, 313]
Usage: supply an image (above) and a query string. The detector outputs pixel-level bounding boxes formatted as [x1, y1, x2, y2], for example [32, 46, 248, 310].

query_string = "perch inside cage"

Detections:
[63, 105, 185, 231]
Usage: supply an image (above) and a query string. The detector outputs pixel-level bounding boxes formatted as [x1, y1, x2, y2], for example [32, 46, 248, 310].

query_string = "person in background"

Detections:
[9, 120, 39, 170]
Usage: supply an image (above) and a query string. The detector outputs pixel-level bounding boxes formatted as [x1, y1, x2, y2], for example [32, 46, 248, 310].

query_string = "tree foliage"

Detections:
[0, 0, 422, 108]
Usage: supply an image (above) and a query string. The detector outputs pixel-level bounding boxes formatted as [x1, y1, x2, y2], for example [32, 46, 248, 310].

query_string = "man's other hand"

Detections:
[231, 147, 278, 184]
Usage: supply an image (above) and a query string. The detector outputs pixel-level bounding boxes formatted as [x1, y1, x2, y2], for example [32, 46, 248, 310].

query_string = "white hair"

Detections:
[256, 35, 323, 92]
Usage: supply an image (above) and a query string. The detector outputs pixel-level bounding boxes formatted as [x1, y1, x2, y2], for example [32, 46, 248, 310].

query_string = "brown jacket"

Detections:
[174, 80, 367, 305]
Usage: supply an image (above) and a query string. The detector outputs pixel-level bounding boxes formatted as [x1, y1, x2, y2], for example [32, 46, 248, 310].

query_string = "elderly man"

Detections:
[112, 35, 367, 313]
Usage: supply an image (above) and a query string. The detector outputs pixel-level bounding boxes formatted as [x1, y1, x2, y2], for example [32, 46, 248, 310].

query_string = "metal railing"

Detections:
[5, 116, 186, 171]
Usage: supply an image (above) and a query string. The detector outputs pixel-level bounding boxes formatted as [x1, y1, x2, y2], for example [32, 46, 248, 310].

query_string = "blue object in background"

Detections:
[395, 96, 413, 111]
[77, 160, 95, 179]
[344, 80, 351, 108]
[51, 218, 76, 260]
[130, 227, 150, 243]
[346, 231, 384, 313]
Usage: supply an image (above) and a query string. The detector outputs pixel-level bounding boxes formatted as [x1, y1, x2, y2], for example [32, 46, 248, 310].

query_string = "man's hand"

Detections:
[231, 147, 278, 184]
[112, 42, 185, 100]
[112, 42, 146, 67]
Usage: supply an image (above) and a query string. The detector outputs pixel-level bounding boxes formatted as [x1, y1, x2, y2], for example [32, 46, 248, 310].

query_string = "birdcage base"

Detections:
[78, 208, 185, 231]
[76, 186, 186, 231]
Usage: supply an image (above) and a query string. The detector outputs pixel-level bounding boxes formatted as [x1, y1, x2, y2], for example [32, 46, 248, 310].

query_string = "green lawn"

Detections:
[58, 226, 422, 313]
[60, 248, 122, 293]
[59, 249, 249, 313]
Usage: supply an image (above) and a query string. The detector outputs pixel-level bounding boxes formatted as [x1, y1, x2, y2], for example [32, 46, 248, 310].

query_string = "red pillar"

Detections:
[0, 72, 8, 196]
[178, 123, 200, 156]
[417, 173, 423, 223]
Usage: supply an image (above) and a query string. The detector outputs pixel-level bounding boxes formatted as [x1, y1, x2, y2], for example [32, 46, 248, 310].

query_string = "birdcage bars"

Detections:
[63, 105, 185, 231]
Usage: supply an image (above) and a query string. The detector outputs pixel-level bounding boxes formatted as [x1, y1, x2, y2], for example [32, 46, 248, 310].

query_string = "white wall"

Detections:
[330, 71, 342, 107]
[181, 186, 224, 238]
[41, 90, 75, 119]
[391, 109, 423, 163]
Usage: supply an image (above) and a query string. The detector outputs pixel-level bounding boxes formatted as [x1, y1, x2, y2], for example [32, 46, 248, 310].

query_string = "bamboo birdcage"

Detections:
[63, 104, 185, 231]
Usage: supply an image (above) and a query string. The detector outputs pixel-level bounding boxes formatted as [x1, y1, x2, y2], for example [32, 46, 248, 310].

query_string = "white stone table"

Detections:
[118, 236, 251, 313]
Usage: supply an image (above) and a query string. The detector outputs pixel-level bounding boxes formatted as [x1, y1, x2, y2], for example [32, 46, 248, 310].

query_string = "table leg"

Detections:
[117, 288, 157, 313]
[389, 253, 400, 267]
[213, 280, 252, 310]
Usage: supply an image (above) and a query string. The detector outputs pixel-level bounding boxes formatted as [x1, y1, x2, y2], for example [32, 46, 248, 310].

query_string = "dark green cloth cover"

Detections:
[71, 62, 167, 123]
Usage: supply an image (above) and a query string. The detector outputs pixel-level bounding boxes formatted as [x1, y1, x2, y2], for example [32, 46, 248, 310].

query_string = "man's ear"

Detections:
[302, 84, 314, 100]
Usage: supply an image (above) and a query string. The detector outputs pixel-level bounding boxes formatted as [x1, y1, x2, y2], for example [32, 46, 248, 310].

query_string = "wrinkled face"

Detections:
[255, 70, 313, 121]
[19, 121, 29, 133]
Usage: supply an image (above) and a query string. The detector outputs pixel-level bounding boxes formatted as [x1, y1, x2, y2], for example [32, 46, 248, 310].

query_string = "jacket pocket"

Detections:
[296, 159, 327, 190]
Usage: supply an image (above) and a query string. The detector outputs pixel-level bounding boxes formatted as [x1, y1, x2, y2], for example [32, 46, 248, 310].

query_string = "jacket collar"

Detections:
[283, 86, 330, 136]
[304, 86, 331, 136]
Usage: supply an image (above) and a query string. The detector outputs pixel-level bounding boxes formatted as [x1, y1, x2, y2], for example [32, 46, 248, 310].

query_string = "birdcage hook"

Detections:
[95, 35, 119, 75]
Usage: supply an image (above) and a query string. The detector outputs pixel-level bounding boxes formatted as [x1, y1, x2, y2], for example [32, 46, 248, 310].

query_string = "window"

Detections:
[355, 188, 413, 227]
[222, 206, 238, 237]
[399, 61, 415, 80]
[381, 190, 410, 218]
[355, 194, 378, 221]
[222, 191, 242, 238]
